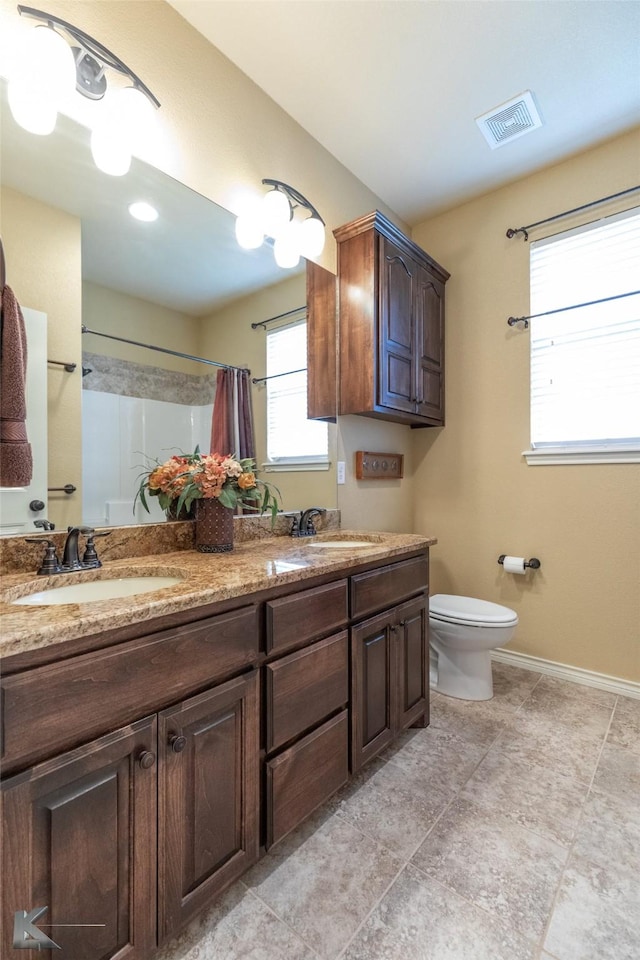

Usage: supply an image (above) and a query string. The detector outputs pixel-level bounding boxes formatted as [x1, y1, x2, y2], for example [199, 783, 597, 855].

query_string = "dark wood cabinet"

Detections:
[158, 672, 259, 942]
[351, 595, 429, 772]
[1, 716, 157, 960]
[306, 260, 338, 421]
[334, 210, 448, 427]
[1, 546, 430, 957]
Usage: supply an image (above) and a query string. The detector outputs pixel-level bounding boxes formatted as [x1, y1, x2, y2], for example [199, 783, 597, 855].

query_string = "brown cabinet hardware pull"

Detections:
[47, 484, 77, 495]
[169, 735, 187, 753]
[139, 751, 156, 769]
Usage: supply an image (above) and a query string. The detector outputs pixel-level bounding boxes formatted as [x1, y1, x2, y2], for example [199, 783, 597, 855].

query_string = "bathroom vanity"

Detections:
[0, 529, 433, 959]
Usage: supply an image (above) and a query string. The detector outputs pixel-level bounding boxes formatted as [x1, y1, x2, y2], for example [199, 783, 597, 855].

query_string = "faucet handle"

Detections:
[82, 530, 111, 567]
[25, 538, 62, 575]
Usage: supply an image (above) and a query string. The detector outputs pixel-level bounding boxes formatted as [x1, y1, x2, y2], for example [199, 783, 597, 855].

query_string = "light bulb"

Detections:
[89, 85, 157, 176]
[235, 213, 264, 250]
[273, 220, 301, 269]
[7, 80, 57, 134]
[7, 25, 76, 135]
[91, 123, 131, 176]
[117, 86, 157, 156]
[262, 189, 291, 237]
[299, 216, 326, 258]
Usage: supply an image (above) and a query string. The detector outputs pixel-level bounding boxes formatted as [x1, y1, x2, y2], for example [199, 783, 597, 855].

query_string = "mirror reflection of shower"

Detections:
[82, 352, 215, 527]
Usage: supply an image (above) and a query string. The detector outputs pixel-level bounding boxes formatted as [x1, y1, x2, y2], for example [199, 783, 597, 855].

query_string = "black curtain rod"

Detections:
[507, 289, 640, 329]
[252, 367, 306, 385]
[506, 185, 640, 241]
[251, 305, 307, 330]
[81, 326, 249, 373]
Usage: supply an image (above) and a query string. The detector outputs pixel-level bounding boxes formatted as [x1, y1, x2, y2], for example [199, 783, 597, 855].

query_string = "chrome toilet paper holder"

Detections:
[498, 555, 541, 569]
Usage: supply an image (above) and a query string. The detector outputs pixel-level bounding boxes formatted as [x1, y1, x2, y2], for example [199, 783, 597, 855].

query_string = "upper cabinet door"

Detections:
[415, 266, 445, 424]
[378, 236, 416, 415]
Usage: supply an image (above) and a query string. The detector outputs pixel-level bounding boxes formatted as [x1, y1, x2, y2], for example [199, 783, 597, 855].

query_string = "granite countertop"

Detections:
[0, 531, 435, 660]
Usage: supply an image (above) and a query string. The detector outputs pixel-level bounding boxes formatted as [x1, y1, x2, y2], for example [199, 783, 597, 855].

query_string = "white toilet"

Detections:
[429, 594, 518, 701]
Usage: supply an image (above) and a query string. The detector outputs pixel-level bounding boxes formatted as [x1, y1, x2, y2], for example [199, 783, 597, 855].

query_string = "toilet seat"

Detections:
[429, 594, 518, 627]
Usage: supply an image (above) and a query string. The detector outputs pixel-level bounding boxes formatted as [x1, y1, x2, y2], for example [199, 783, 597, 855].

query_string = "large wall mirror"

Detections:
[0, 83, 337, 534]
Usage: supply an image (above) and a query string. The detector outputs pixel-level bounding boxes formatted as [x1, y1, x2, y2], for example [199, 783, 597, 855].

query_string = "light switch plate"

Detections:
[337, 461, 346, 484]
[355, 451, 404, 480]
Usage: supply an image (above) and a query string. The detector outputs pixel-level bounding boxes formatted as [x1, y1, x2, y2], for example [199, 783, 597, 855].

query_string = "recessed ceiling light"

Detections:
[128, 201, 159, 222]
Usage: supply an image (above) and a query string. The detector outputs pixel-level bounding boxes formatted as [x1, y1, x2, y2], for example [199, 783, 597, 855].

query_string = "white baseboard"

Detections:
[491, 649, 640, 701]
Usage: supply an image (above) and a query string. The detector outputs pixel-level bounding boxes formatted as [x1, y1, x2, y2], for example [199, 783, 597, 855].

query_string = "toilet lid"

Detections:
[429, 594, 518, 626]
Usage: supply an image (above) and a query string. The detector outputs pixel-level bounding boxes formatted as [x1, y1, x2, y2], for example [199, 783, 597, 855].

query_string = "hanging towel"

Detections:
[0, 284, 33, 487]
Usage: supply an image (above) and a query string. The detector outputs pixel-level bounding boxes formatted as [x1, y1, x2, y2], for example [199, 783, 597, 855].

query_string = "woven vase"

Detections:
[195, 498, 234, 553]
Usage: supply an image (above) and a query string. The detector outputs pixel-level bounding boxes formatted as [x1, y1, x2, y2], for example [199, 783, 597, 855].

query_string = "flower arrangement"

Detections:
[135, 448, 281, 521]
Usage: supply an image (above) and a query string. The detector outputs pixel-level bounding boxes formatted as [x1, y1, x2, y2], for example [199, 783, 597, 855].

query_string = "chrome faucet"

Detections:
[292, 507, 326, 537]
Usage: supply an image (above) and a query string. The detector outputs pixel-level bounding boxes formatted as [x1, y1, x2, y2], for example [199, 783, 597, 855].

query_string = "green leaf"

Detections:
[218, 488, 236, 509]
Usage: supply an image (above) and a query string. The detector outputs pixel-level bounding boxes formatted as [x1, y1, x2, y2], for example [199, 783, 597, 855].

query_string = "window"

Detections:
[526, 207, 640, 464]
[265, 321, 329, 469]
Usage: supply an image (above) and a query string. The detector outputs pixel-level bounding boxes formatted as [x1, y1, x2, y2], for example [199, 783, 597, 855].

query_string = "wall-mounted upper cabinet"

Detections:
[334, 210, 449, 427]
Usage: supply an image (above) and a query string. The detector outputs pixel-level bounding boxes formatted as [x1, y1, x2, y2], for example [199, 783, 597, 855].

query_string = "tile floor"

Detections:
[158, 663, 640, 960]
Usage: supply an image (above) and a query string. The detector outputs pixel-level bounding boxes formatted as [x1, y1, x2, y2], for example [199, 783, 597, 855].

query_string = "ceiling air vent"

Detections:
[476, 91, 543, 149]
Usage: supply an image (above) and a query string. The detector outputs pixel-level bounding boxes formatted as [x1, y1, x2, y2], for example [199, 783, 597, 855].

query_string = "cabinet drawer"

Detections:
[265, 710, 349, 848]
[265, 631, 348, 753]
[1, 605, 260, 772]
[350, 555, 428, 619]
[266, 579, 348, 656]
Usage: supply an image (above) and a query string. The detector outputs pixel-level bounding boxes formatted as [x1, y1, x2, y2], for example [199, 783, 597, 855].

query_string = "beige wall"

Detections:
[411, 128, 640, 682]
[337, 417, 415, 533]
[1, 186, 82, 529]
[83, 281, 202, 375]
[199, 272, 338, 512]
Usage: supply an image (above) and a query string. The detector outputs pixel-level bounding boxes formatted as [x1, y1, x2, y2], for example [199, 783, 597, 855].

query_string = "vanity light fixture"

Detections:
[235, 179, 326, 268]
[128, 201, 159, 222]
[8, 5, 160, 175]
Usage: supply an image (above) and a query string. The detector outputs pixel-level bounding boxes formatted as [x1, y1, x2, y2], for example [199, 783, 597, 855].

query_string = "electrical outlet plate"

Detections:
[355, 451, 404, 480]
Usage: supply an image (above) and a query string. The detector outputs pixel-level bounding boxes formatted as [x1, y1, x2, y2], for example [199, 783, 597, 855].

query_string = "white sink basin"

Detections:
[12, 576, 183, 606]
[306, 540, 377, 549]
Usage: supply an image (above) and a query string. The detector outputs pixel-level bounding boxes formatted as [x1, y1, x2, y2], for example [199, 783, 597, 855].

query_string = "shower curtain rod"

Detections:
[81, 326, 249, 373]
[506, 184, 640, 240]
[251, 305, 307, 330]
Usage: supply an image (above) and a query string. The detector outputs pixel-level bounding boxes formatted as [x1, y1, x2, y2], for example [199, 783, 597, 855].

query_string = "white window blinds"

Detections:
[529, 207, 640, 448]
[266, 321, 328, 462]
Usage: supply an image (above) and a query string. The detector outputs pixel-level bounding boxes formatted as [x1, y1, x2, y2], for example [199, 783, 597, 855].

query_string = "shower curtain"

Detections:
[210, 367, 255, 460]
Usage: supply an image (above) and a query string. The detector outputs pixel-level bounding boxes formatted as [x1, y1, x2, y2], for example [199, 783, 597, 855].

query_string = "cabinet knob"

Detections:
[138, 750, 156, 769]
[399, 620, 406, 627]
[169, 735, 187, 754]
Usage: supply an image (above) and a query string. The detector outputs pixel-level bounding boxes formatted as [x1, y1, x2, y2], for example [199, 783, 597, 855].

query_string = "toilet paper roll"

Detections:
[503, 556, 527, 575]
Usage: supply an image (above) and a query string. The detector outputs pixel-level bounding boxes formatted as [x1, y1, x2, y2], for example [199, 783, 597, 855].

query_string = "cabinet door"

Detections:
[378, 235, 416, 415]
[1, 717, 156, 960]
[351, 608, 395, 772]
[415, 265, 445, 423]
[395, 595, 429, 730]
[158, 671, 259, 943]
